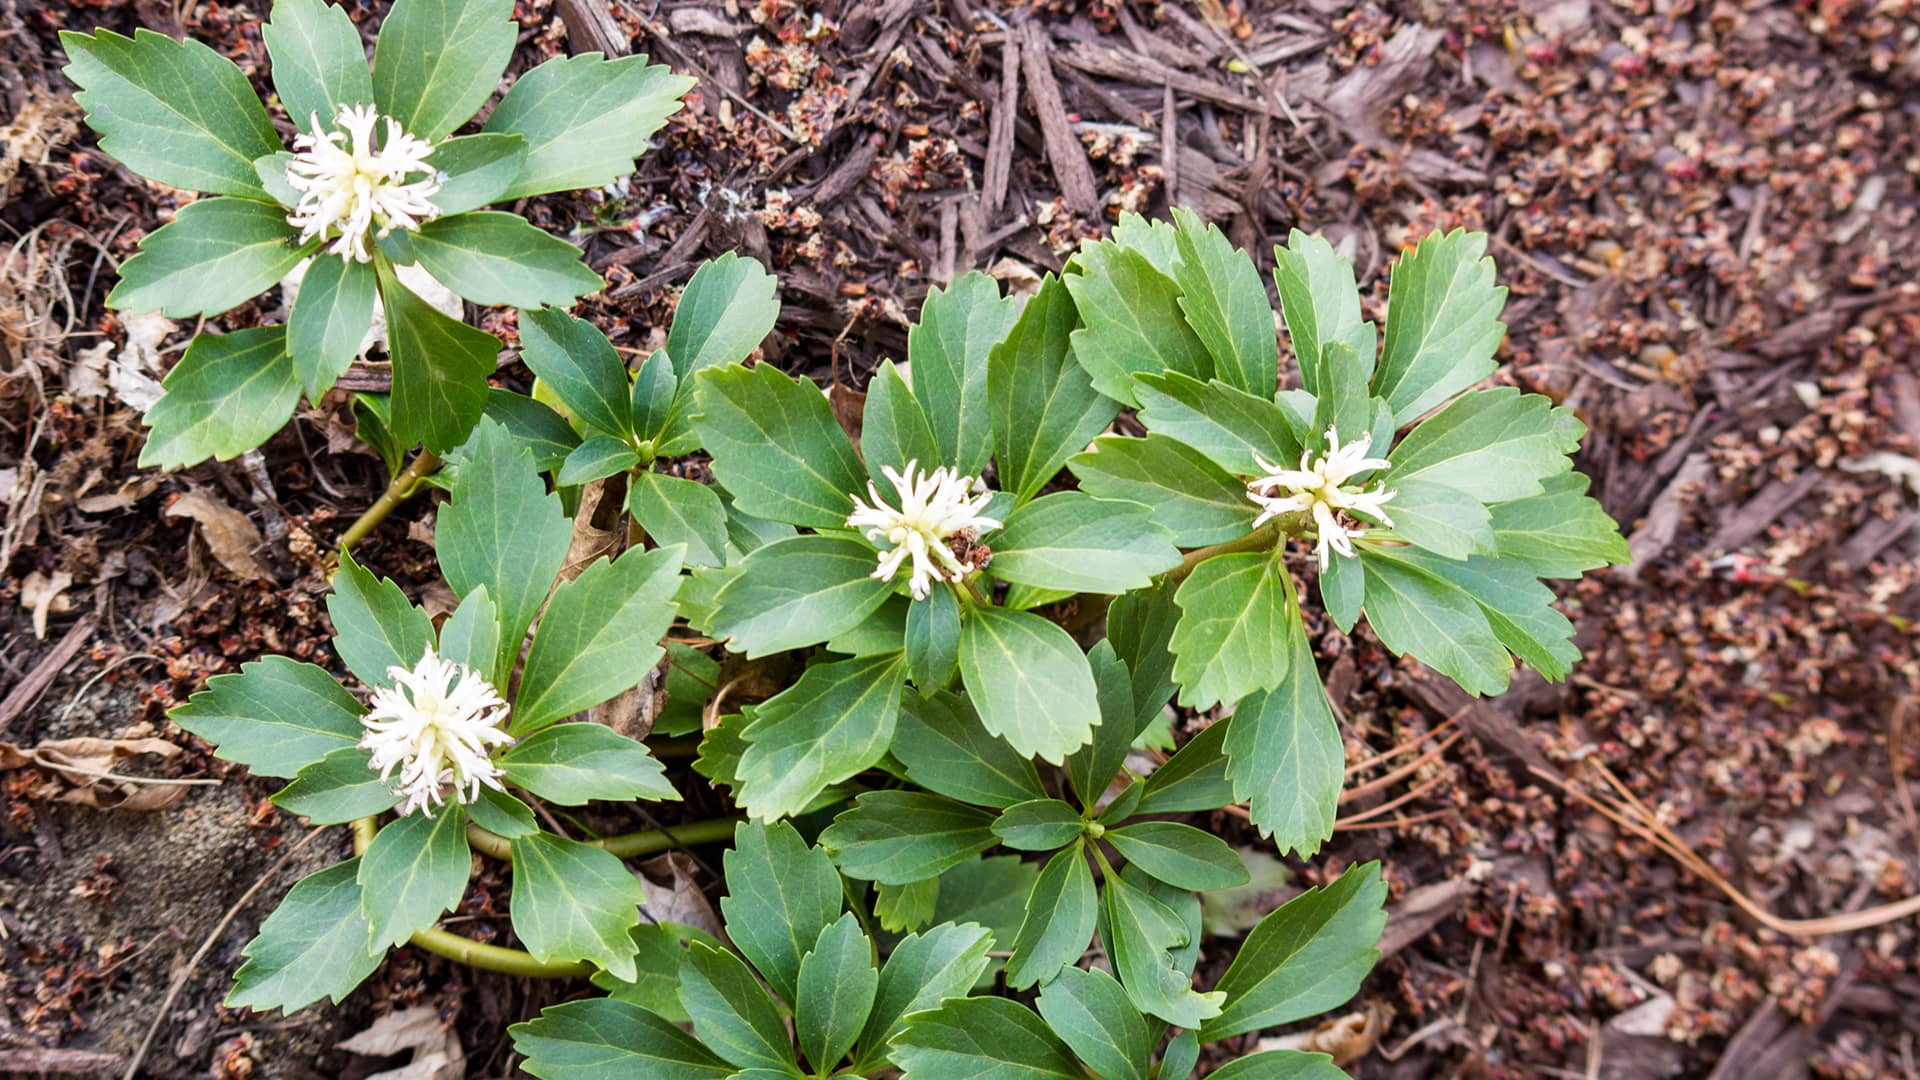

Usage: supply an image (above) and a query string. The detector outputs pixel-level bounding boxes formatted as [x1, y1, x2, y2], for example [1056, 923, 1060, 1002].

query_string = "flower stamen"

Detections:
[285, 103, 444, 263]
[1247, 426, 1397, 570]
[358, 648, 513, 816]
[845, 460, 1001, 600]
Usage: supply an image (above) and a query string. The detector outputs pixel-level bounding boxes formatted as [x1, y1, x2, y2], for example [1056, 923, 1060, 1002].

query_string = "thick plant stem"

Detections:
[1163, 521, 1284, 586]
[464, 814, 744, 861]
[335, 448, 442, 555]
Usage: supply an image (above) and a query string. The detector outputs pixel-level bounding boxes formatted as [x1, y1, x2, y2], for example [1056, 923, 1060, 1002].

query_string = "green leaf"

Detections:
[377, 266, 500, 453]
[1107, 586, 1179, 731]
[484, 388, 580, 472]
[272, 745, 400, 824]
[288, 255, 376, 400]
[1134, 371, 1297, 478]
[500, 722, 677, 803]
[438, 418, 572, 676]
[825, 595, 909, 657]
[262, 0, 375, 133]
[1136, 718, 1234, 814]
[512, 999, 732, 1079]
[1169, 552, 1292, 710]
[1035, 966, 1151, 1080]
[358, 804, 471, 949]
[428, 133, 529, 215]
[989, 493, 1181, 594]
[709, 535, 894, 658]
[1200, 862, 1387, 1041]
[556, 435, 640, 487]
[1064, 238, 1213, 405]
[169, 656, 361, 778]
[892, 690, 1043, 808]
[510, 832, 648, 980]
[1067, 642, 1146, 807]
[1373, 229, 1508, 425]
[1387, 387, 1582, 502]
[860, 361, 942, 488]
[483, 52, 693, 200]
[109, 198, 306, 317]
[1308, 343, 1373, 462]
[692, 364, 865, 528]
[1358, 550, 1511, 696]
[1106, 822, 1248, 891]
[517, 306, 632, 439]
[910, 272, 1017, 477]
[353, 392, 404, 477]
[629, 472, 729, 568]
[408, 212, 602, 309]
[678, 943, 797, 1072]
[667, 253, 782, 380]
[227, 859, 381, 1013]
[797, 914, 878, 1069]
[629, 351, 679, 444]
[874, 878, 939, 933]
[1160, 1031, 1199, 1080]
[1273, 229, 1375, 394]
[1110, 211, 1182, 275]
[1170, 207, 1277, 398]
[1206, 1051, 1347, 1080]
[1489, 475, 1629, 578]
[1069, 435, 1257, 547]
[327, 551, 434, 690]
[736, 653, 907, 820]
[1387, 549, 1580, 679]
[894, 998, 1083, 1080]
[904, 584, 962, 690]
[854, 922, 994, 1069]
[468, 785, 538, 838]
[1319, 543, 1364, 632]
[958, 606, 1101, 764]
[719, 821, 842, 1004]
[1004, 845, 1096, 989]
[927, 856, 1037, 948]
[371, 0, 516, 141]
[590, 922, 696, 1021]
[1227, 615, 1342, 857]
[1103, 870, 1223, 1028]
[990, 798, 1083, 851]
[514, 545, 683, 732]
[988, 275, 1120, 503]
[60, 28, 281, 198]
[1387, 480, 1495, 560]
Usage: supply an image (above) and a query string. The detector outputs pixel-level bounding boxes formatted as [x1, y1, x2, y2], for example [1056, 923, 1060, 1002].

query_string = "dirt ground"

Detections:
[2, 0, 1917, 1076]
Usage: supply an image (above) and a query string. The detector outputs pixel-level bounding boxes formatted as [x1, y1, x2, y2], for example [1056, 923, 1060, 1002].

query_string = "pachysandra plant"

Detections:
[169, 420, 687, 1009]
[62, 0, 693, 467]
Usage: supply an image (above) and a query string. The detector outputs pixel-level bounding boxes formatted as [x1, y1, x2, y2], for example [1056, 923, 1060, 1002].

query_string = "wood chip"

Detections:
[1018, 21, 1100, 215]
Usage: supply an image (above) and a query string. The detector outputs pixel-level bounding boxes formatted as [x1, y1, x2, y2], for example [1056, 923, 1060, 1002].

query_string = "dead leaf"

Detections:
[637, 851, 725, 939]
[20, 569, 74, 639]
[1, 736, 197, 811]
[560, 477, 626, 582]
[338, 1006, 465, 1080]
[66, 341, 112, 399]
[1255, 1002, 1392, 1065]
[77, 475, 162, 514]
[106, 310, 175, 411]
[165, 489, 271, 582]
[0, 88, 81, 191]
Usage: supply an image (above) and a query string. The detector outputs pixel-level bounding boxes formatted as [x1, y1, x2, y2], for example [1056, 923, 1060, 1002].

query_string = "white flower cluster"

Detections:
[846, 460, 1001, 601]
[359, 648, 512, 817]
[1247, 426, 1397, 570]
[286, 103, 444, 263]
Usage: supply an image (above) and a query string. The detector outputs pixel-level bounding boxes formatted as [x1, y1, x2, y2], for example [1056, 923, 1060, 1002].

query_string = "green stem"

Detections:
[462, 814, 744, 861]
[335, 448, 442, 555]
[1162, 521, 1284, 586]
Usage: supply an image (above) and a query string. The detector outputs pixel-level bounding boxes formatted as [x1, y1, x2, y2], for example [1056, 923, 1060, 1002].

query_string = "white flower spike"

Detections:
[1247, 425, 1397, 571]
[846, 460, 1002, 601]
[285, 103, 444, 263]
[358, 648, 513, 817]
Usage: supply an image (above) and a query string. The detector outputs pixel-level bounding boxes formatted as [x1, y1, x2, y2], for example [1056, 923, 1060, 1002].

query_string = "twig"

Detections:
[333, 448, 441, 556]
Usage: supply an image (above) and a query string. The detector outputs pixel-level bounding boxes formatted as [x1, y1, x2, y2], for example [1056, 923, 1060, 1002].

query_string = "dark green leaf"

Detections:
[1226, 614, 1342, 857]
[1107, 585, 1179, 730]
[262, 0, 374, 134]
[378, 266, 500, 453]
[629, 472, 728, 568]
[925, 856, 1037, 949]
[710, 535, 895, 658]
[590, 922, 694, 1021]
[111, 198, 307, 317]
[468, 785, 538, 838]
[796, 913, 878, 1069]
[854, 922, 994, 1069]
[692, 364, 866, 528]
[893, 998, 1082, 1080]
[1103, 870, 1223, 1027]
[892, 691, 1043, 808]
[358, 804, 471, 949]
[518, 306, 634, 438]
[556, 435, 640, 487]
[1386, 549, 1580, 680]
[1205, 1051, 1347, 1080]
[327, 551, 434, 690]
[1387, 387, 1583, 503]
[272, 745, 400, 824]
[500, 722, 677, 803]
[1387, 480, 1495, 561]
[904, 584, 962, 691]
[371, 0, 516, 141]
[428, 133, 528, 215]
[911, 272, 1018, 477]
[1358, 551, 1510, 696]
[289, 254, 376, 400]
[483, 52, 693, 200]
[1169, 551, 1293, 710]
[1065, 238, 1213, 405]
[958, 606, 1101, 764]
[679, 943, 796, 1072]
[666, 253, 781, 380]
[514, 545, 683, 733]
[169, 657, 361, 778]
[989, 493, 1181, 594]
[1372, 229, 1507, 425]
[1106, 822, 1248, 891]
[1488, 474, 1629, 578]
[874, 878, 939, 934]
[629, 351, 678, 444]
[1067, 641, 1146, 808]
[860, 361, 942, 488]
[1319, 547, 1363, 633]
[1069, 435, 1257, 546]
[719, 821, 842, 1003]
[509, 832, 649, 980]
[988, 275, 1120, 503]
[1136, 719, 1234, 814]
[1273, 229, 1375, 394]
[228, 859, 381, 1013]
[1159, 1030, 1199, 1080]
[1134, 371, 1297, 478]
[1307, 342, 1372, 460]
[1200, 862, 1386, 1041]
[483, 388, 580, 472]
[736, 653, 907, 820]
[1035, 966, 1151, 1080]
[1170, 208, 1277, 398]
[511, 999, 731, 1079]
[409, 212, 602, 309]
[1005, 845, 1096, 989]
[991, 799, 1084, 851]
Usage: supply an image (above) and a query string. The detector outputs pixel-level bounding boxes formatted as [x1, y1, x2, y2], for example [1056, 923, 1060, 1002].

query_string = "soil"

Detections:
[2, 0, 1918, 1077]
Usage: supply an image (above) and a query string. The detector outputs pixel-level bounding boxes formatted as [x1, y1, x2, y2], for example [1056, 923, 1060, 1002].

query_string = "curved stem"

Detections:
[334, 448, 442, 556]
[463, 814, 744, 861]
[1162, 521, 1284, 586]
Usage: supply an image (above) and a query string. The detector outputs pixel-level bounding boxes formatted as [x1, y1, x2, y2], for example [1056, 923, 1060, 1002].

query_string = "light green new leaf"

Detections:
[511, 999, 732, 1080]
[1320, 547, 1364, 633]
[1200, 862, 1387, 1041]
[853, 922, 994, 1070]
[958, 606, 1101, 764]
[911, 272, 1018, 477]
[271, 746, 400, 824]
[589, 923, 694, 1021]
[1373, 229, 1508, 425]
[327, 551, 434, 690]
[1273, 228, 1375, 393]
[893, 998, 1083, 1080]
[228, 859, 381, 1013]
[483, 52, 693, 200]
[262, 0, 374, 132]
[628, 472, 728, 568]
[109, 198, 307, 317]
[678, 943, 796, 1072]
[61, 28, 281, 198]
[555, 436, 640, 487]
[860, 361, 942, 489]
[500, 722, 678, 803]
[821, 790, 998, 884]
[514, 545, 683, 733]
[736, 653, 906, 820]
[692, 364, 865, 527]
[510, 832, 648, 981]
[988, 492, 1181, 594]
[378, 266, 500, 452]
[289, 255, 376, 400]
[1103, 870, 1223, 1027]
[371, 0, 516, 141]
[1064, 238, 1213, 404]
[358, 804, 471, 950]
[710, 535, 895, 657]
[666, 253, 781, 380]
[1160, 1031, 1200, 1080]
[1170, 207, 1278, 398]
[1387, 480, 1496, 561]
[1169, 552, 1293, 710]
[1385, 548, 1581, 680]
[797, 914, 879, 1070]
[1358, 550, 1511, 696]
[1107, 821, 1248, 891]
[1386, 387, 1583, 502]
[628, 350, 679, 445]
[1133, 371, 1297, 478]
[169, 656, 361, 778]
[1226, 614, 1343, 857]
[1489, 474, 1630, 578]
[1206, 1051, 1348, 1080]
[1069, 434, 1257, 546]
[875, 878, 939, 933]
[408, 212, 602, 309]
[719, 821, 841, 1004]
[1035, 966, 1150, 1080]
[892, 691, 1043, 808]
[140, 327, 303, 470]
[988, 275, 1120, 503]
[1004, 845, 1096, 990]
[429, 133, 529, 215]
[518, 306, 632, 439]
